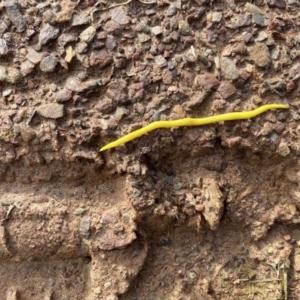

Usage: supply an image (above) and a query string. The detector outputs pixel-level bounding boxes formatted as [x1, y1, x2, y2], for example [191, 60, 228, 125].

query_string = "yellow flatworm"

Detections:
[100, 104, 289, 152]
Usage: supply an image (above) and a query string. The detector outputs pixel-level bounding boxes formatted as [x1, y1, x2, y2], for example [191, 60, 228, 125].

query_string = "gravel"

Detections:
[0, 0, 298, 298]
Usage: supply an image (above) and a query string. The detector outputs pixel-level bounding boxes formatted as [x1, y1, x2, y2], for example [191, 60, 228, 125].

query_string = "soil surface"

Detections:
[0, 0, 300, 299]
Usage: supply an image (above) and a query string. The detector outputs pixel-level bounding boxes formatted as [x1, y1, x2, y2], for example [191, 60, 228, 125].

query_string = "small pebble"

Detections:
[80, 26, 96, 43]
[220, 58, 239, 80]
[212, 12, 222, 23]
[236, 13, 252, 28]
[54, 89, 72, 103]
[249, 43, 271, 67]
[245, 3, 265, 14]
[5, 0, 27, 32]
[151, 26, 162, 36]
[111, 6, 129, 25]
[37, 103, 64, 119]
[145, 9, 156, 15]
[40, 55, 58, 73]
[173, 183, 183, 190]
[72, 14, 91, 26]
[138, 33, 151, 43]
[74, 208, 86, 215]
[178, 20, 190, 35]
[103, 20, 122, 35]
[167, 61, 175, 70]
[2, 89, 12, 97]
[166, 4, 177, 17]
[79, 218, 90, 237]
[253, 13, 265, 26]
[39, 23, 60, 45]
[155, 55, 167, 67]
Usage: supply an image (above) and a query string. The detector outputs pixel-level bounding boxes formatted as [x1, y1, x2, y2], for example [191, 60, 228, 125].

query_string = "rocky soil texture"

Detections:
[0, 0, 300, 299]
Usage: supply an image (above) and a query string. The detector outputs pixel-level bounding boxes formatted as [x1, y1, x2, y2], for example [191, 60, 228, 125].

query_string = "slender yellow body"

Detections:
[100, 104, 289, 152]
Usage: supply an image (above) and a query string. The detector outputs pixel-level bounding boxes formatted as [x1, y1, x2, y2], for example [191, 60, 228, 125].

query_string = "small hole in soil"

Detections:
[84, 256, 92, 264]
